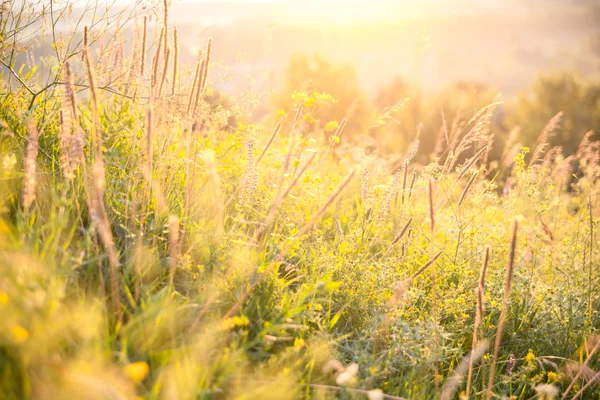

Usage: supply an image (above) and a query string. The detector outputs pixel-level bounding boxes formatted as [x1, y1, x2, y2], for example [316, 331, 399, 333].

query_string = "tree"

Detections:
[508, 71, 600, 157]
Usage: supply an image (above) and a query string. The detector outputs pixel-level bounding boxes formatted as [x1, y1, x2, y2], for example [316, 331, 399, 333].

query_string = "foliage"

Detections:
[1, 2, 600, 400]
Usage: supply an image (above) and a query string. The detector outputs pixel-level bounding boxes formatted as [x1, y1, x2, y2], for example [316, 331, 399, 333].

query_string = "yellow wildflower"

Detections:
[526, 350, 536, 364]
[11, 325, 29, 343]
[124, 361, 149, 383]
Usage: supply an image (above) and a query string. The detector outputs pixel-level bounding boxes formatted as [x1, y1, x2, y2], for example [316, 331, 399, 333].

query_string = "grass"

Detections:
[0, 2, 599, 399]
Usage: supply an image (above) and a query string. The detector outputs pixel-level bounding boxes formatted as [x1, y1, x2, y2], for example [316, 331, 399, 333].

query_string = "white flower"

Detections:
[367, 389, 384, 400]
[335, 362, 358, 386]
[534, 384, 559, 400]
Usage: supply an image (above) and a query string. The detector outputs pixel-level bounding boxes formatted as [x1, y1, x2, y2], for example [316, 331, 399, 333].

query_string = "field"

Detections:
[0, 1, 599, 399]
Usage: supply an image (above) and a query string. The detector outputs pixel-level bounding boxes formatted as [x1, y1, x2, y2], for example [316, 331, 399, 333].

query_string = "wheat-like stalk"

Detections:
[187, 52, 202, 114]
[390, 249, 443, 305]
[391, 217, 413, 246]
[140, 16, 147, 76]
[200, 37, 212, 93]
[158, 46, 170, 97]
[152, 27, 165, 88]
[457, 146, 487, 181]
[401, 160, 408, 204]
[407, 171, 416, 202]
[458, 172, 478, 208]
[253, 151, 318, 243]
[83, 39, 101, 159]
[167, 215, 180, 289]
[256, 121, 282, 164]
[192, 59, 206, 118]
[90, 158, 121, 319]
[163, 0, 169, 46]
[529, 111, 563, 166]
[486, 220, 518, 399]
[171, 27, 179, 96]
[22, 120, 40, 212]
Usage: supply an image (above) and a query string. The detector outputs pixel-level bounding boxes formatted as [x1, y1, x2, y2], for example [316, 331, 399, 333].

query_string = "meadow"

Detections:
[0, 1, 599, 399]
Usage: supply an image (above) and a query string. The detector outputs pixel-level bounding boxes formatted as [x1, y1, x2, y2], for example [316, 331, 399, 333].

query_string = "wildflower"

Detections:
[294, 337, 306, 349]
[2, 153, 16, 171]
[336, 363, 358, 386]
[525, 350, 536, 364]
[325, 121, 339, 132]
[323, 360, 345, 374]
[505, 353, 516, 375]
[124, 361, 149, 383]
[11, 325, 29, 343]
[547, 371, 557, 382]
[0, 292, 8, 305]
[367, 389, 384, 400]
[534, 384, 559, 400]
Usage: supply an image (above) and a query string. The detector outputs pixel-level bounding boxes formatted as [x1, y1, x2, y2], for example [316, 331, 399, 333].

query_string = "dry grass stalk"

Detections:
[163, 0, 169, 47]
[562, 335, 600, 399]
[428, 178, 435, 232]
[443, 339, 489, 400]
[140, 16, 147, 76]
[253, 151, 318, 242]
[429, 176, 440, 391]
[158, 46, 170, 97]
[58, 110, 73, 179]
[146, 106, 154, 173]
[441, 106, 449, 147]
[537, 216, 554, 242]
[83, 40, 101, 159]
[200, 38, 212, 92]
[401, 160, 408, 204]
[449, 103, 499, 172]
[466, 246, 490, 397]
[171, 27, 178, 96]
[529, 112, 563, 166]
[391, 217, 413, 246]
[293, 167, 356, 240]
[22, 120, 40, 212]
[587, 195, 594, 324]
[333, 118, 347, 139]
[390, 249, 443, 305]
[501, 125, 520, 162]
[192, 60, 206, 118]
[572, 368, 600, 399]
[240, 135, 258, 201]
[361, 167, 369, 202]
[167, 215, 180, 288]
[191, 38, 213, 120]
[256, 121, 282, 164]
[407, 171, 416, 202]
[486, 220, 518, 400]
[187, 52, 202, 114]
[151, 27, 165, 88]
[90, 159, 121, 319]
[458, 172, 478, 208]
[223, 167, 356, 321]
[457, 146, 487, 181]
[64, 62, 78, 121]
[60, 61, 80, 178]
